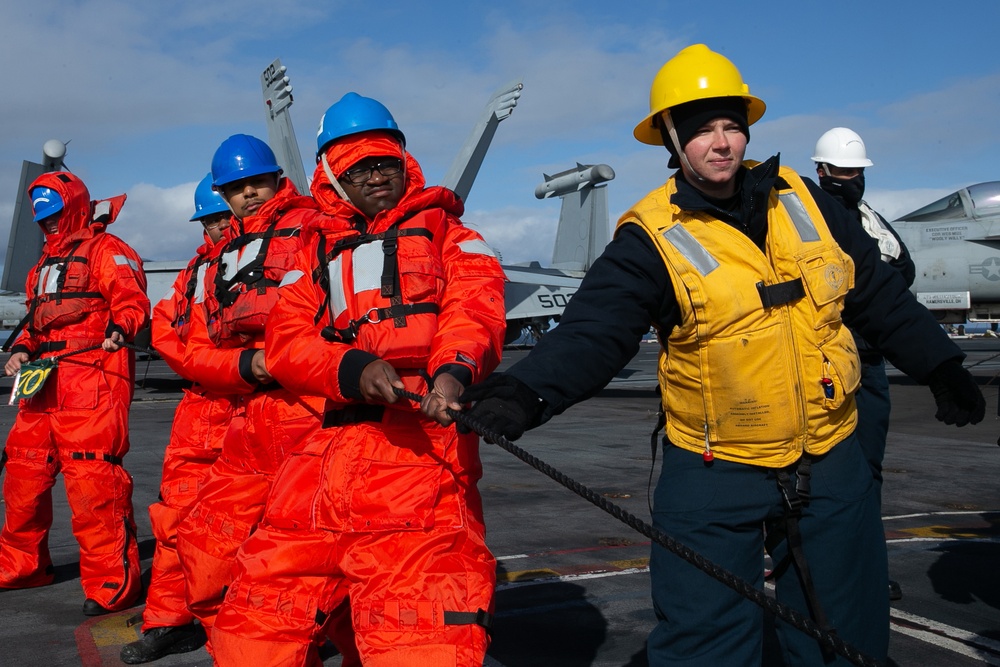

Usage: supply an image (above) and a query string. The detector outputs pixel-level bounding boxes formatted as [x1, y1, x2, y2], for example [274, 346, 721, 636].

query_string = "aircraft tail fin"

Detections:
[261, 58, 309, 194]
[441, 80, 523, 203]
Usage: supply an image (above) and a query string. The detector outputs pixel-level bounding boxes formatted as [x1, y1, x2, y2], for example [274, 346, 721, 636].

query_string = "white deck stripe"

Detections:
[891, 608, 1000, 664]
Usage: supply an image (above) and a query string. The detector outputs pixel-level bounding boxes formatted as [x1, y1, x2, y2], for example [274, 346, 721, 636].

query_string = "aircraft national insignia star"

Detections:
[968, 256, 1000, 281]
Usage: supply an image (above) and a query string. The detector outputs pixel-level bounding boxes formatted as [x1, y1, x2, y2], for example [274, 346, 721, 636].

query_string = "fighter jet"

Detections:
[259, 58, 612, 343]
[892, 181, 1000, 325]
[1, 59, 612, 345]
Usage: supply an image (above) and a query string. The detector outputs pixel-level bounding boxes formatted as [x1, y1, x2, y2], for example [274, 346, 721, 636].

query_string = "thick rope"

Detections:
[396, 386, 881, 667]
[42, 340, 153, 362]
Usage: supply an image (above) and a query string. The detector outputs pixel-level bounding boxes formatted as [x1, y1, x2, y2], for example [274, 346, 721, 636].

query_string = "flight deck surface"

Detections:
[0, 341, 998, 666]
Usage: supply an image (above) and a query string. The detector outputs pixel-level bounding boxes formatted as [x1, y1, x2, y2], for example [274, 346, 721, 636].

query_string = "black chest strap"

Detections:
[312, 214, 437, 338]
[214, 223, 299, 308]
[756, 278, 805, 309]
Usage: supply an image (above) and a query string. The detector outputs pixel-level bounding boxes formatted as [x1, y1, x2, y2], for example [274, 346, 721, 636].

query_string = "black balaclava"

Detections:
[819, 170, 865, 208]
[658, 97, 750, 169]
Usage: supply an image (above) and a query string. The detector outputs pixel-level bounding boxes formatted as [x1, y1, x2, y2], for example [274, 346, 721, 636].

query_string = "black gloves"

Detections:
[926, 359, 985, 427]
[459, 373, 545, 442]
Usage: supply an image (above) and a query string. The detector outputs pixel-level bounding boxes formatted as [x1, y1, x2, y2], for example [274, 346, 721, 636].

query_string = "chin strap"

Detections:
[661, 109, 707, 182]
[320, 154, 352, 201]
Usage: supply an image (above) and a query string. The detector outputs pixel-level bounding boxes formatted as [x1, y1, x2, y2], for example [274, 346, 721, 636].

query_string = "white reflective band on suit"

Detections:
[220, 238, 264, 281]
[37, 265, 63, 295]
[113, 255, 139, 271]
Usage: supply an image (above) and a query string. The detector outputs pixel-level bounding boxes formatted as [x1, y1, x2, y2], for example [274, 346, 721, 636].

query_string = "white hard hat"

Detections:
[811, 127, 873, 168]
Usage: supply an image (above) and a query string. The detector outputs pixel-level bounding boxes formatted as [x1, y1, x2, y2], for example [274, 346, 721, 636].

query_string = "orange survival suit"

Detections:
[210, 152, 507, 666]
[142, 230, 233, 630]
[0, 171, 149, 612]
[174, 177, 325, 640]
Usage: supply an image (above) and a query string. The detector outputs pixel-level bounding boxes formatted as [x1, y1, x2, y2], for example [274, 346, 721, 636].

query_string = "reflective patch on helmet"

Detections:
[458, 239, 496, 257]
[113, 255, 139, 271]
[279, 269, 304, 287]
[662, 225, 719, 276]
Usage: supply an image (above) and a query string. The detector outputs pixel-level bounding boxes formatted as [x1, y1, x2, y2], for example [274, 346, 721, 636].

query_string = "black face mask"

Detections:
[819, 172, 865, 207]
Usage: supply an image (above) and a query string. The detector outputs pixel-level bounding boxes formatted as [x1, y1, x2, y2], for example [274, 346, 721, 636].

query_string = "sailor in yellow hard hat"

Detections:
[460, 44, 983, 666]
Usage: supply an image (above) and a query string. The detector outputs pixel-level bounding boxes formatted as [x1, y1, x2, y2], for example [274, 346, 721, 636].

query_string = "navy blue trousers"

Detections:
[647, 436, 888, 666]
[855, 360, 892, 496]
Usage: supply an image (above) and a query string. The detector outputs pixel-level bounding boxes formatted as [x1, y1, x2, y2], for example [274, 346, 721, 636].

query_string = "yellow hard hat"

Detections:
[633, 44, 766, 146]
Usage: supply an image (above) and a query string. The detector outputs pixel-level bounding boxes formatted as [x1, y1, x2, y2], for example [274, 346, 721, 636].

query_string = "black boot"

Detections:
[82, 598, 113, 616]
[119, 623, 206, 664]
[889, 579, 903, 601]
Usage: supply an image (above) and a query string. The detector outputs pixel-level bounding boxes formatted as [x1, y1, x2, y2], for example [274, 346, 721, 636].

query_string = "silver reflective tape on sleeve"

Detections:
[278, 269, 304, 287]
[113, 255, 140, 271]
[778, 192, 820, 243]
[327, 255, 348, 320]
[458, 239, 496, 257]
[352, 242, 383, 294]
[662, 225, 719, 276]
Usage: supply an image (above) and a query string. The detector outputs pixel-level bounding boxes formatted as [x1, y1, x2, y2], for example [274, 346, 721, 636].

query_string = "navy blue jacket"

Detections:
[508, 156, 963, 423]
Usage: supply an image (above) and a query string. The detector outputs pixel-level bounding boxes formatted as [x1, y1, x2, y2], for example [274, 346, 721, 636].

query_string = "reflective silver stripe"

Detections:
[93, 200, 111, 221]
[157, 287, 176, 305]
[193, 264, 208, 304]
[39, 265, 62, 295]
[326, 255, 348, 321]
[278, 269, 304, 288]
[458, 239, 496, 257]
[778, 192, 820, 243]
[662, 225, 719, 276]
[113, 255, 139, 271]
[221, 238, 264, 281]
[352, 242, 383, 294]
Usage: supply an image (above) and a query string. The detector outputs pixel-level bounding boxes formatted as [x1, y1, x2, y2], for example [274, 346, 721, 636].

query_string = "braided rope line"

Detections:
[397, 387, 881, 667]
[43, 340, 153, 362]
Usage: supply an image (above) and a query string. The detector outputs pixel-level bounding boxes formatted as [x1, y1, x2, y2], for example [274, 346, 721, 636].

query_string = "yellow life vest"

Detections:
[620, 164, 861, 467]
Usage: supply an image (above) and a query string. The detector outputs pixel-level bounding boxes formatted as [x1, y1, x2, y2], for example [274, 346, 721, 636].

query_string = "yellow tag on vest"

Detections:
[8, 358, 57, 404]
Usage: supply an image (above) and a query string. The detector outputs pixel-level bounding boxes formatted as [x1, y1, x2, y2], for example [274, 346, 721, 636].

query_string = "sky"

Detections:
[2, 0, 999, 276]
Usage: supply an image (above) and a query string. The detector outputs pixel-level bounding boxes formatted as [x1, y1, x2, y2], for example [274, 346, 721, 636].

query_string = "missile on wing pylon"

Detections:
[535, 163, 615, 200]
[533, 164, 615, 272]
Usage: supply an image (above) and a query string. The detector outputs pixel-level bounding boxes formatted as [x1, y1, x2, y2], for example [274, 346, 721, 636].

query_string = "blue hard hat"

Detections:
[316, 92, 405, 159]
[190, 173, 230, 221]
[211, 134, 282, 188]
[30, 186, 64, 222]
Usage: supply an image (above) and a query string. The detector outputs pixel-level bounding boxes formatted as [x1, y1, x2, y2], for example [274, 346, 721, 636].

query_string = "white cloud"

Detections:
[113, 181, 203, 262]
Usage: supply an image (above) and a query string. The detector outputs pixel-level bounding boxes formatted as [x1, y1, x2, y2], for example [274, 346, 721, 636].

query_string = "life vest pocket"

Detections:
[797, 246, 854, 330]
[398, 254, 444, 304]
[262, 434, 328, 531]
[702, 321, 800, 445]
[349, 459, 442, 532]
[34, 360, 100, 411]
[817, 328, 861, 411]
